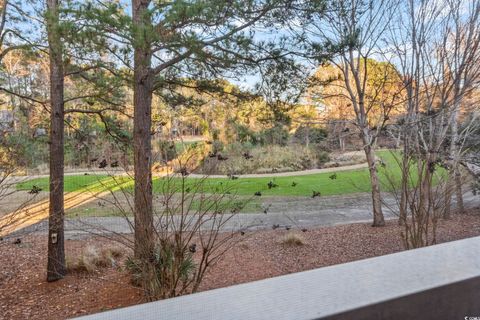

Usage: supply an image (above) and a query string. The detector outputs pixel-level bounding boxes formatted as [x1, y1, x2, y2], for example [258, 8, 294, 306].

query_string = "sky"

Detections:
[10, 0, 476, 93]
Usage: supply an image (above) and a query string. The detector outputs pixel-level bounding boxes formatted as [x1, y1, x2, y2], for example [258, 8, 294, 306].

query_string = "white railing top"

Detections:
[74, 236, 480, 320]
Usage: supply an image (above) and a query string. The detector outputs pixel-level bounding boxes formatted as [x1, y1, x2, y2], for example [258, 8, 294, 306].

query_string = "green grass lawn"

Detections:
[179, 169, 372, 196]
[16, 174, 110, 193]
[16, 150, 430, 197]
[175, 140, 201, 154]
[15, 150, 448, 219]
[66, 197, 261, 218]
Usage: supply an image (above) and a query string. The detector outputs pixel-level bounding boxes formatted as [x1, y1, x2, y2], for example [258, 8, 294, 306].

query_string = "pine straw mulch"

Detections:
[1, 210, 480, 320]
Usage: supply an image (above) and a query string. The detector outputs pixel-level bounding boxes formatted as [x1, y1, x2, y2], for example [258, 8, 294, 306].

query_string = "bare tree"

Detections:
[0, 138, 22, 236]
[68, 152, 249, 301]
[383, 153, 445, 248]
[440, 0, 480, 216]
[304, 0, 401, 226]
[0, 0, 34, 62]
[0, 130, 41, 240]
[387, 0, 480, 227]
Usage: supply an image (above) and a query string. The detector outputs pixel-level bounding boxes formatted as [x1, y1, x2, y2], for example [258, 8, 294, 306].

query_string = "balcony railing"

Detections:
[75, 236, 480, 320]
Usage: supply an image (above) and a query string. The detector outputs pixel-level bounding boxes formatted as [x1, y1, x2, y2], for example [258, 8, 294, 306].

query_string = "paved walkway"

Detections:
[7, 192, 479, 239]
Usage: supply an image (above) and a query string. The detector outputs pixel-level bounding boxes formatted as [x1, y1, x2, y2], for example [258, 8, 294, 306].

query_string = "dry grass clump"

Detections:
[67, 246, 124, 273]
[280, 232, 306, 246]
[324, 151, 366, 167]
[197, 144, 330, 175]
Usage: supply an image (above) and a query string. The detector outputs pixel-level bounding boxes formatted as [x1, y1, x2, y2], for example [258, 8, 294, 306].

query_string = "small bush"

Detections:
[311, 145, 330, 165]
[67, 246, 123, 273]
[212, 140, 224, 154]
[234, 124, 258, 144]
[258, 126, 289, 146]
[197, 144, 331, 174]
[224, 141, 253, 154]
[125, 240, 196, 297]
[105, 246, 124, 259]
[293, 126, 328, 145]
[122, 175, 244, 301]
[324, 151, 366, 167]
[158, 140, 177, 162]
[281, 233, 306, 246]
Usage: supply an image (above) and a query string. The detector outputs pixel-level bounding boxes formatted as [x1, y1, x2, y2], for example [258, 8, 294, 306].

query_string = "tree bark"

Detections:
[443, 106, 465, 217]
[443, 177, 452, 219]
[46, 0, 66, 282]
[364, 143, 385, 226]
[450, 106, 464, 214]
[343, 55, 386, 227]
[399, 143, 409, 225]
[132, 0, 154, 260]
[454, 169, 464, 213]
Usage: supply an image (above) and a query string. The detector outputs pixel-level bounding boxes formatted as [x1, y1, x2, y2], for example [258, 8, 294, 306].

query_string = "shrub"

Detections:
[197, 144, 331, 174]
[212, 140, 224, 154]
[224, 141, 253, 154]
[3, 131, 48, 170]
[258, 126, 289, 146]
[123, 175, 244, 300]
[234, 123, 258, 144]
[473, 180, 480, 196]
[293, 126, 328, 145]
[125, 240, 196, 296]
[157, 140, 177, 162]
[67, 246, 123, 273]
[281, 233, 305, 246]
[311, 145, 330, 166]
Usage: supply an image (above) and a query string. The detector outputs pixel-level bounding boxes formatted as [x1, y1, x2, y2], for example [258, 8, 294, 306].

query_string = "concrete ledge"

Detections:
[74, 236, 480, 320]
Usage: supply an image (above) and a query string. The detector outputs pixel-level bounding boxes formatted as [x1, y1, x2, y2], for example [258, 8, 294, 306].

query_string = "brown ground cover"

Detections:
[1, 211, 480, 320]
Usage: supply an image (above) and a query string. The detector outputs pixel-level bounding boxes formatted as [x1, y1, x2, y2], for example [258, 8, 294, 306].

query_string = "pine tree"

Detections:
[81, 0, 297, 260]
[45, 0, 66, 281]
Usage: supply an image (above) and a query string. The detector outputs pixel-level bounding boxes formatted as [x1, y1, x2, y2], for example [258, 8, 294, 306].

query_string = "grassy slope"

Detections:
[17, 151, 401, 197]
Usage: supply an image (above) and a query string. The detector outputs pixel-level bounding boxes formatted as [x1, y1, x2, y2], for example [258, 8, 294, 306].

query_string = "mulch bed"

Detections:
[2, 211, 480, 320]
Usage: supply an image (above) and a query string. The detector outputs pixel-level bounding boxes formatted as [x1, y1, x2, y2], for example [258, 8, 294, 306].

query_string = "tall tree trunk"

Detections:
[363, 142, 385, 226]
[454, 168, 464, 213]
[399, 142, 409, 225]
[46, 0, 66, 282]
[395, 132, 401, 149]
[132, 0, 154, 260]
[348, 60, 385, 227]
[443, 178, 452, 219]
[305, 125, 310, 147]
[450, 106, 464, 214]
[339, 135, 345, 151]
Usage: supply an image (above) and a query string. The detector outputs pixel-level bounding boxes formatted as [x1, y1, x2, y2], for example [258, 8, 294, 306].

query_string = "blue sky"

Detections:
[13, 0, 472, 93]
